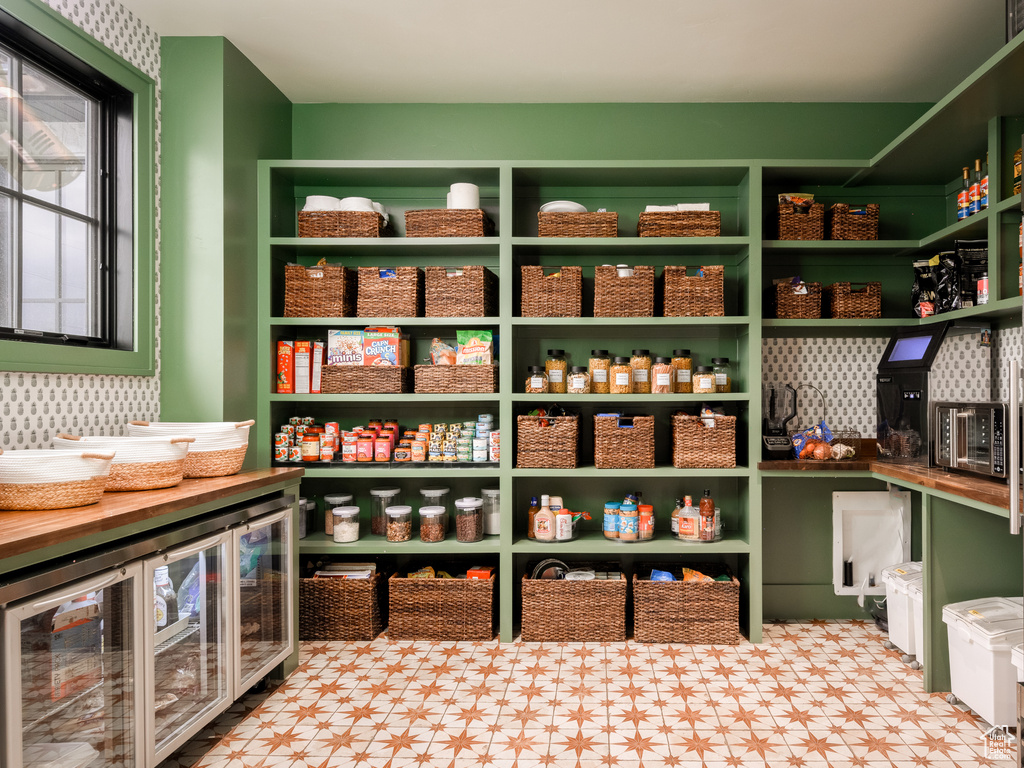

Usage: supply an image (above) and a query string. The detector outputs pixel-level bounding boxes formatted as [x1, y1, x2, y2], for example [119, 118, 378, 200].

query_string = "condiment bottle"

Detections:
[699, 489, 716, 542]
[670, 497, 683, 537]
[638, 504, 654, 540]
[678, 495, 699, 541]
[618, 503, 639, 541]
[555, 507, 574, 540]
[545, 349, 568, 394]
[534, 494, 555, 541]
[527, 495, 540, 539]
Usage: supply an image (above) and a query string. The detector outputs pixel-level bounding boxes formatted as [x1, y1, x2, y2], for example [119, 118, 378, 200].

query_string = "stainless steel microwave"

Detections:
[932, 401, 1009, 479]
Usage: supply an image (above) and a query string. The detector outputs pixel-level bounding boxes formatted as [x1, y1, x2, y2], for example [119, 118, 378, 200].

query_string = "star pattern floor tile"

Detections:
[157, 621, 1017, 768]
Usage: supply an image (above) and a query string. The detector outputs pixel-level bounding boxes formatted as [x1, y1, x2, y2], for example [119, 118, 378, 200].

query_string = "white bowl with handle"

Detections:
[127, 420, 253, 477]
[53, 434, 195, 491]
[0, 448, 115, 510]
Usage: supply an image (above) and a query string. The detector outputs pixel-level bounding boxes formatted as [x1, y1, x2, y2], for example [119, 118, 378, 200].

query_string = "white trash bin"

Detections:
[907, 578, 925, 669]
[942, 596, 1024, 727]
[881, 561, 923, 657]
[1013, 643, 1023, 684]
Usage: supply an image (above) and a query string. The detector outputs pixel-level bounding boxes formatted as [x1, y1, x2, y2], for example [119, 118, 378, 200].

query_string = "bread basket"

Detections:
[52, 434, 195, 491]
[0, 448, 115, 510]
[126, 420, 253, 478]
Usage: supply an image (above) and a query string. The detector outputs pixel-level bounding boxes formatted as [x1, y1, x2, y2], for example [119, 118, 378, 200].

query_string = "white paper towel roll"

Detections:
[449, 182, 480, 210]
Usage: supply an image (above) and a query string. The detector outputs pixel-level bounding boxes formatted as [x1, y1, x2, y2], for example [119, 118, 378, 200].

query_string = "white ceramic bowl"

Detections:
[0, 449, 114, 510]
[127, 420, 253, 451]
[52, 434, 194, 464]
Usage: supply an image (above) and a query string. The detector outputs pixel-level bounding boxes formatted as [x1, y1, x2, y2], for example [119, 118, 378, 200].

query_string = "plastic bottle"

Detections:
[670, 498, 683, 537]
[555, 508, 574, 540]
[699, 489, 716, 542]
[534, 494, 554, 541]
[679, 495, 699, 541]
[526, 495, 540, 539]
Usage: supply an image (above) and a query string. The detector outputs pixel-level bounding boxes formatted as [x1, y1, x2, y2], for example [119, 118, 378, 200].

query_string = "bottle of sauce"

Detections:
[555, 507, 574, 540]
[969, 158, 981, 215]
[638, 504, 654, 540]
[957, 167, 970, 220]
[527, 495, 540, 539]
[154, 565, 178, 629]
[678, 495, 699, 541]
[534, 494, 554, 541]
[670, 498, 683, 537]
[699, 489, 716, 542]
[980, 153, 989, 210]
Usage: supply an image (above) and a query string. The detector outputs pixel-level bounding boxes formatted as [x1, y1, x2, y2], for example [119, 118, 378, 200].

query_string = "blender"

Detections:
[763, 383, 797, 460]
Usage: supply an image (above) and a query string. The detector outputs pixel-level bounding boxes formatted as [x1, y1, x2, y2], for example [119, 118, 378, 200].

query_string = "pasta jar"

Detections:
[568, 366, 590, 394]
[618, 503, 639, 541]
[589, 349, 611, 394]
[455, 497, 484, 542]
[638, 504, 654, 540]
[603, 501, 621, 539]
[385, 505, 413, 542]
[331, 506, 360, 543]
[418, 506, 447, 543]
[671, 349, 693, 393]
[651, 357, 673, 394]
[545, 349, 568, 394]
[370, 486, 401, 536]
[610, 357, 633, 394]
[630, 349, 652, 394]
[525, 366, 548, 393]
[712, 357, 732, 393]
[692, 366, 716, 394]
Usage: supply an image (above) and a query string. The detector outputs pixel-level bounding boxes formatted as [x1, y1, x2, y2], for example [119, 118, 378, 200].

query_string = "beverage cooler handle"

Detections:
[1011, 360, 1021, 535]
[31, 568, 125, 611]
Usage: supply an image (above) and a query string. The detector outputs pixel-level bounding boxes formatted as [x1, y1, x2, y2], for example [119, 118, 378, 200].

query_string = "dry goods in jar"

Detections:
[525, 366, 548, 393]
[567, 366, 590, 394]
[651, 357, 673, 394]
[671, 349, 693, 393]
[692, 366, 716, 394]
[610, 357, 633, 394]
[630, 349, 652, 394]
[589, 349, 611, 394]
[545, 349, 568, 394]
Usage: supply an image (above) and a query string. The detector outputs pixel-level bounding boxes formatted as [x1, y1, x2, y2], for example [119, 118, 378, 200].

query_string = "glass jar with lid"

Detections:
[418, 506, 447, 543]
[545, 349, 568, 394]
[370, 486, 401, 536]
[692, 366, 716, 394]
[385, 505, 413, 542]
[419, 486, 451, 522]
[525, 365, 548, 393]
[331, 506, 360, 543]
[671, 349, 693, 394]
[651, 357, 673, 394]
[589, 349, 611, 394]
[481, 487, 501, 535]
[323, 492, 353, 536]
[712, 357, 732, 393]
[567, 366, 590, 394]
[630, 349, 652, 394]
[454, 497, 484, 542]
[610, 356, 633, 394]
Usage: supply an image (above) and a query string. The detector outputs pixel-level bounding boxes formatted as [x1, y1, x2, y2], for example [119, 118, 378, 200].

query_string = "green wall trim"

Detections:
[763, 585, 870, 621]
[0, 0, 156, 376]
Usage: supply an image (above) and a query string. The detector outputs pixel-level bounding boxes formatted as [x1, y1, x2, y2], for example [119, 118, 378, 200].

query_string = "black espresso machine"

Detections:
[876, 322, 950, 465]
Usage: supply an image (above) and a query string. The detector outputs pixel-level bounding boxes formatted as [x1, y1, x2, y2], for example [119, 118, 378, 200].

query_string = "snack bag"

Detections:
[456, 330, 493, 365]
[430, 338, 456, 365]
[680, 568, 714, 583]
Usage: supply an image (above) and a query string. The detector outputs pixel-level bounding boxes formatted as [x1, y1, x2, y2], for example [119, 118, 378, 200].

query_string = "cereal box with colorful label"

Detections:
[363, 326, 409, 367]
[327, 330, 364, 365]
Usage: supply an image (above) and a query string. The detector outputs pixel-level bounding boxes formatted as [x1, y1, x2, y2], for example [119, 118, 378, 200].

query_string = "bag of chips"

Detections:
[456, 330, 493, 365]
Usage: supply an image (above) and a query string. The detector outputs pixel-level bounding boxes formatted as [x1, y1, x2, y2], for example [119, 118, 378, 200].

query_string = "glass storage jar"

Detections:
[418, 506, 447, 543]
[481, 487, 501, 535]
[651, 357, 673, 394]
[712, 357, 732, 392]
[370, 486, 401, 536]
[610, 357, 633, 394]
[323, 492, 353, 536]
[525, 365, 548, 393]
[692, 366, 716, 394]
[454, 497, 484, 542]
[630, 349, 652, 394]
[419, 486, 451, 522]
[568, 366, 590, 394]
[589, 349, 611, 394]
[331, 506, 360, 543]
[671, 349, 693, 394]
[545, 349, 568, 394]
[385, 505, 413, 542]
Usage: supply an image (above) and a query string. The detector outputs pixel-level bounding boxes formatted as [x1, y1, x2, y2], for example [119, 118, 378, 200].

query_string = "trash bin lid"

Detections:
[942, 596, 1024, 645]
[881, 561, 923, 590]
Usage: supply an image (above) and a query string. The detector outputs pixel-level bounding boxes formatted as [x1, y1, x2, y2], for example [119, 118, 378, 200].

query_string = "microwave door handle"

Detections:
[1011, 360, 1020, 535]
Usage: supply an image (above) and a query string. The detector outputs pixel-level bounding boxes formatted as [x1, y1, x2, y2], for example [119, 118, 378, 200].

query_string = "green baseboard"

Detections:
[763, 584, 876, 621]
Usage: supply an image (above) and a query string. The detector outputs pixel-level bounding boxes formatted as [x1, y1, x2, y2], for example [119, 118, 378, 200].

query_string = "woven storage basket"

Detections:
[299, 573, 385, 641]
[521, 574, 626, 642]
[778, 203, 825, 240]
[672, 413, 736, 469]
[414, 364, 497, 394]
[387, 573, 494, 640]
[52, 433, 194, 492]
[520, 266, 582, 317]
[322, 366, 411, 394]
[828, 281, 881, 319]
[637, 210, 721, 237]
[297, 210, 387, 238]
[283, 263, 356, 318]
[594, 415, 655, 469]
[424, 265, 497, 317]
[775, 281, 822, 319]
[633, 565, 742, 644]
[593, 265, 656, 317]
[830, 203, 879, 241]
[356, 266, 422, 317]
[537, 211, 617, 238]
[127, 420, 252, 478]
[516, 415, 578, 469]
[0, 448, 113, 510]
[663, 265, 725, 317]
[404, 209, 495, 238]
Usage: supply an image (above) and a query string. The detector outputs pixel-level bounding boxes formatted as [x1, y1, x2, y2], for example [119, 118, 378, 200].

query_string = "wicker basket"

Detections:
[52, 434, 193, 492]
[516, 415, 578, 469]
[322, 366, 411, 394]
[775, 281, 822, 319]
[830, 203, 879, 241]
[663, 265, 725, 317]
[414, 364, 497, 394]
[593, 265, 655, 317]
[828, 281, 881, 319]
[537, 211, 617, 238]
[521, 574, 626, 642]
[424, 265, 497, 317]
[520, 265, 582, 318]
[387, 574, 495, 640]
[633, 565, 742, 644]
[594, 415, 655, 469]
[299, 573, 385, 641]
[778, 203, 825, 240]
[283, 264, 356, 318]
[297, 210, 388, 238]
[0, 449, 113, 511]
[637, 210, 721, 237]
[356, 266, 422, 317]
[672, 413, 736, 469]
[404, 209, 495, 238]
[127, 420, 252, 479]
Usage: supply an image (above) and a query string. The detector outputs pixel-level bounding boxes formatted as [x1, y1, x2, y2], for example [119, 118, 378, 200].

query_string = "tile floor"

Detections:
[159, 620, 1017, 768]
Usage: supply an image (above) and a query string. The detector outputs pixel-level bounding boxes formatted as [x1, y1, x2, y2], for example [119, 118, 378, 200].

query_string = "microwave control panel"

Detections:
[992, 407, 1004, 476]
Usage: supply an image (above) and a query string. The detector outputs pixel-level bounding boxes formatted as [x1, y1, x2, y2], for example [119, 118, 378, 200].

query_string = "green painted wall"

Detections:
[292, 102, 930, 161]
[160, 37, 291, 444]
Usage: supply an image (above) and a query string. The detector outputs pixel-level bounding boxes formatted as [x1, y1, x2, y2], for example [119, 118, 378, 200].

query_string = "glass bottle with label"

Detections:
[545, 349, 567, 394]
[630, 349, 652, 394]
[527, 495, 540, 539]
[154, 565, 177, 629]
[699, 489, 716, 542]
[589, 349, 611, 394]
[671, 349, 693, 393]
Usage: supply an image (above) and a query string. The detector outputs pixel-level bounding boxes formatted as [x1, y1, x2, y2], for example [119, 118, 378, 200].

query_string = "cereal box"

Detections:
[363, 326, 410, 367]
[295, 341, 312, 394]
[311, 340, 325, 393]
[327, 330, 364, 366]
[276, 340, 294, 394]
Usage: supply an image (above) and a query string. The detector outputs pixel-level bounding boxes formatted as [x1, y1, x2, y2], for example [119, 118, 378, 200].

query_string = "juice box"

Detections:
[363, 326, 409, 366]
[276, 340, 294, 394]
[295, 341, 312, 394]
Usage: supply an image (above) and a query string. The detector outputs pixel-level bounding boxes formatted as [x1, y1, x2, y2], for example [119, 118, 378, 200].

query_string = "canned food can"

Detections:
[462, 420, 476, 429]
[473, 437, 488, 451]
[325, 421, 340, 435]
[280, 424, 295, 438]
[274, 445, 288, 461]
[489, 447, 500, 461]
[288, 445, 302, 462]
[475, 422, 490, 433]
[288, 416, 302, 426]
[295, 424, 308, 438]
[473, 449, 487, 462]
[301, 416, 315, 426]
[478, 413, 494, 423]
[320, 445, 335, 461]
[489, 430, 500, 444]
[342, 442, 358, 462]
[274, 432, 290, 447]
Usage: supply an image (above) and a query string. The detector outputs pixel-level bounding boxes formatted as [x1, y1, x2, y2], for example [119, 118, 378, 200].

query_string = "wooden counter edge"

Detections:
[0, 467, 305, 562]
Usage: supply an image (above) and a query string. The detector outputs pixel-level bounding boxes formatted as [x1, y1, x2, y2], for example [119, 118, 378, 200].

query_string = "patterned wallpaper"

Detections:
[0, 0, 161, 449]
